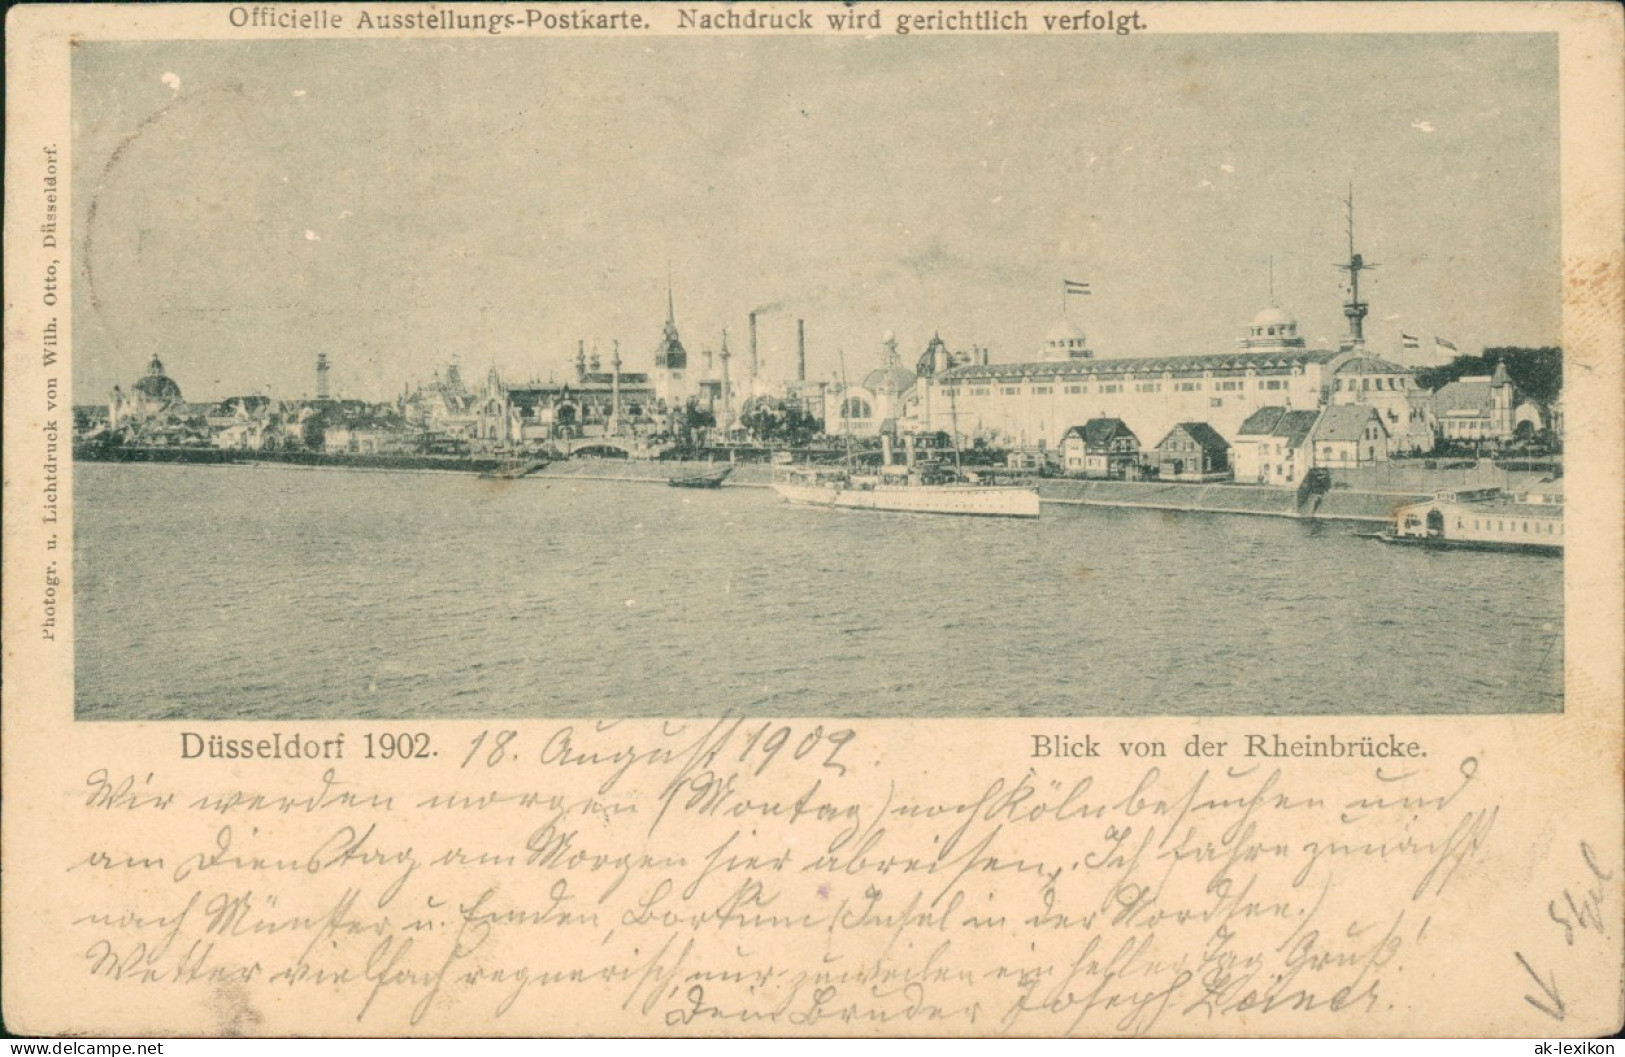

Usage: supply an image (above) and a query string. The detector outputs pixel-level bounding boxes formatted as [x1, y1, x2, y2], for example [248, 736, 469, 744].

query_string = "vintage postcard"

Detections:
[3, 0, 1621, 1038]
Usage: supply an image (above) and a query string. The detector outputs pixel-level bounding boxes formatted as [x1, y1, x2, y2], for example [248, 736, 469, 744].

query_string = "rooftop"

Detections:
[938, 348, 1339, 383]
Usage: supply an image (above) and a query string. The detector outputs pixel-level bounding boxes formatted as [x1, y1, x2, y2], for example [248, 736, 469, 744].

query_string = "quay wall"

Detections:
[1314, 490, 1429, 522]
[539, 459, 775, 487]
[1037, 479, 1301, 518]
[1035, 479, 1425, 523]
[74, 445, 506, 474]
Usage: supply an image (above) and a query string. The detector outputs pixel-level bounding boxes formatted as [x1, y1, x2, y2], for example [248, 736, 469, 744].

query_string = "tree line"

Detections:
[1414, 346, 1562, 407]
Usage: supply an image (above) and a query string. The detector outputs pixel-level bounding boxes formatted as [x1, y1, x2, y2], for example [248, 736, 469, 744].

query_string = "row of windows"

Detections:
[1336, 377, 1408, 391]
[1461, 517, 1561, 536]
[938, 376, 1306, 394]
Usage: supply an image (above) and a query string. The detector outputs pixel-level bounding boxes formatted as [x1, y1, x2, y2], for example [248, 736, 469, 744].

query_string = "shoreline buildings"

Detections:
[81, 198, 1555, 474]
[912, 200, 1436, 459]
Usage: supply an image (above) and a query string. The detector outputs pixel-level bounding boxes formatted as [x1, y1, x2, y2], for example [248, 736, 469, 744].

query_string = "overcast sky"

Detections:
[72, 33, 1559, 403]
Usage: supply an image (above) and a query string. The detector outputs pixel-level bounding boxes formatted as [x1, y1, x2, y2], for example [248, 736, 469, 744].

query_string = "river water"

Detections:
[73, 463, 1563, 720]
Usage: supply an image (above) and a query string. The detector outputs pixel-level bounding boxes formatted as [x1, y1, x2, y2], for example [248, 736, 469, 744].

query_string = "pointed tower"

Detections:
[653, 279, 690, 407]
[1490, 360, 1514, 439]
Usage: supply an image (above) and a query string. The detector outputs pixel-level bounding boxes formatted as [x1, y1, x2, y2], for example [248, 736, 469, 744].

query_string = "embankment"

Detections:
[74, 445, 506, 473]
[540, 459, 775, 487]
[1036, 478, 1424, 523]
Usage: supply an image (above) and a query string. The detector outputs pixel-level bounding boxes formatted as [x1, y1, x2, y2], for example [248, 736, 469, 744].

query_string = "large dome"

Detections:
[132, 355, 182, 402]
[861, 364, 917, 394]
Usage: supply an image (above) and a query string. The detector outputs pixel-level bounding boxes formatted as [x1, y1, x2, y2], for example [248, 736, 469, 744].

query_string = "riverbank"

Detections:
[1035, 479, 1423, 523]
[73, 445, 508, 474]
[73, 446, 1432, 523]
[539, 459, 776, 487]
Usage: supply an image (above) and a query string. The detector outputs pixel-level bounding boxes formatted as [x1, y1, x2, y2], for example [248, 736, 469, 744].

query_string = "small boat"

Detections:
[479, 456, 546, 480]
[668, 467, 732, 489]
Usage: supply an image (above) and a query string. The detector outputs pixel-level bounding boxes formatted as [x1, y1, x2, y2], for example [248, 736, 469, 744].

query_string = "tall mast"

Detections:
[1336, 184, 1377, 350]
[838, 348, 854, 471]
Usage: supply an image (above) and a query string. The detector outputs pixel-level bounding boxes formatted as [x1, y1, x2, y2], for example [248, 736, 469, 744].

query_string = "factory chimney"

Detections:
[797, 319, 806, 382]
[719, 331, 733, 435]
[610, 339, 622, 432]
[748, 312, 759, 385]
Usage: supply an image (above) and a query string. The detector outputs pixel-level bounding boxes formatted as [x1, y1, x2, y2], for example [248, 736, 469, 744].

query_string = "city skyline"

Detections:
[72, 33, 1560, 404]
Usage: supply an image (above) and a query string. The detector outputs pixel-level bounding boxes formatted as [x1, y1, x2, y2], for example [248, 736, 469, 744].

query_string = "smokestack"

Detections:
[719, 332, 732, 434]
[797, 319, 806, 382]
[749, 312, 759, 382]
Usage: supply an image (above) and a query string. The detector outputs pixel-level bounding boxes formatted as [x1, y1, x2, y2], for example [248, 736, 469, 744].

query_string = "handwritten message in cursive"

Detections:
[60, 719, 1515, 1035]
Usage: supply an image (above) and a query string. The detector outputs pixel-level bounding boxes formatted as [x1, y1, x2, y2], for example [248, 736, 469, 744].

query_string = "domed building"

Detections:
[1238, 303, 1307, 352]
[110, 354, 184, 427]
[915, 332, 988, 377]
[824, 333, 919, 436]
[1044, 317, 1092, 360]
[862, 361, 917, 398]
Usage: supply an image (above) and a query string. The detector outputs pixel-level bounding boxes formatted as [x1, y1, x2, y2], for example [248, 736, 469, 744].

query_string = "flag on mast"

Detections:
[1435, 336, 1457, 352]
[1063, 279, 1092, 295]
[1401, 333, 1421, 349]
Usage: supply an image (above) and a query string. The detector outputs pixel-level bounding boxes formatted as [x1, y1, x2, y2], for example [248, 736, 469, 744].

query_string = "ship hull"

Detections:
[772, 481, 1040, 519]
[1370, 532, 1561, 556]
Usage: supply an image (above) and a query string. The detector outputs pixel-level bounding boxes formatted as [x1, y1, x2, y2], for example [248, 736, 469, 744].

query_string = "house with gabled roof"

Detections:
[1311, 403, 1389, 468]
[1151, 422, 1231, 481]
[1059, 418, 1141, 478]
[1433, 361, 1516, 444]
[1231, 406, 1320, 486]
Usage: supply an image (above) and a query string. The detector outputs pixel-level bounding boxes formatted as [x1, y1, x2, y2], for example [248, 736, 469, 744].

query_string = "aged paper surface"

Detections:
[4, 0, 1622, 1038]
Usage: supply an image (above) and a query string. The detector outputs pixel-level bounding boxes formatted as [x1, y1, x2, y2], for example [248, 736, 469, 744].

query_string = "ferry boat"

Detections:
[1372, 482, 1563, 554]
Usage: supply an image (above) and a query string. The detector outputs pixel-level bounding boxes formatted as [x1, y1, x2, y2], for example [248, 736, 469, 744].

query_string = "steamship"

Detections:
[772, 433, 1041, 519]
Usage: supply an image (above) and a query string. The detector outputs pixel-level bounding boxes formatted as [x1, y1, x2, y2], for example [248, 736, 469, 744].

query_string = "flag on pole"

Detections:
[1435, 337, 1457, 352]
[1401, 333, 1421, 349]
[1063, 279, 1092, 295]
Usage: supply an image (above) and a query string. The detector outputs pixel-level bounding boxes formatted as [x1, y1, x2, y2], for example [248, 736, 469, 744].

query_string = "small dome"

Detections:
[861, 364, 917, 394]
[916, 334, 950, 376]
[1251, 304, 1292, 329]
[1046, 318, 1088, 345]
[1336, 355, 1403, 375]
